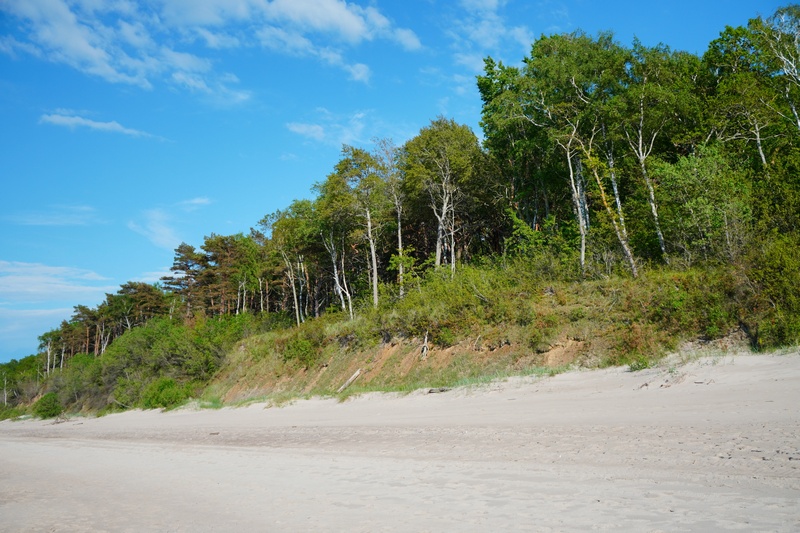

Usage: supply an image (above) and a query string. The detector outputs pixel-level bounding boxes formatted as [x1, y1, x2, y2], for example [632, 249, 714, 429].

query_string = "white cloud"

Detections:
[0, 0, 249, 102]
[160, 47, 212, 73]
[195, 27, 241, 49]
[263, 0, 370, 43]
[128, 208, 182, 250]
[393, 28, 422, 51]
[133, 268, 174, 284]
[287, 122, 326, 141]
[345, 62, 370, 82]
[0, 261, 114, 304]
[257, 25, 371, 83]
[2, 0, 152, 87]
[40, 112, 156, 138]
[6, 205, 100, 226]
[257, 25, 315, 54]
[157, 0, 258, 27]
[0, 307, 73, 357]
[1, 0, 420, 97]
[286, 108, 370, 146]
[447, 0, 535, 75]
[178, 197, 212, 211]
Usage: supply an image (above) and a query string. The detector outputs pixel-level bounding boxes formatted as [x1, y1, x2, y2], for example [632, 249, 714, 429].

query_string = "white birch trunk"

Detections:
[366, 208, 379, 307]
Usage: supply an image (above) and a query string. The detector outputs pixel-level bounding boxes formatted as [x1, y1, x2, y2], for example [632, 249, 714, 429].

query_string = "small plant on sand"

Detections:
[628, 355, 650, 372]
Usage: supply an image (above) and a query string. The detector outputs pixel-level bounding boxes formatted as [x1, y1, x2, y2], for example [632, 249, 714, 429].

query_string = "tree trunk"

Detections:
[366, 209, 379, 307]
[590, 164, 638, 278]
[396, 210, 405, 297]
[281, 251, 301, 327]
[564, 147, 588, 277]
[323, 232, 353, 319]
[639, 158, 668, 262]
[341, 252, 354, 320]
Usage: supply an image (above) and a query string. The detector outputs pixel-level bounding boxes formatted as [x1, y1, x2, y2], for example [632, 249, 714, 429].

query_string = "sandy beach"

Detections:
[2, 353, 799, 532]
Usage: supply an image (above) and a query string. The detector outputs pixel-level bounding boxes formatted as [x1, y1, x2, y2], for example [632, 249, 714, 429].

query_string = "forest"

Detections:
[2, 5, 799, 417]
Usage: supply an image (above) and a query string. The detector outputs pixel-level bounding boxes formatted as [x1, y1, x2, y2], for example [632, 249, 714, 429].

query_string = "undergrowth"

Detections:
[207, 259, 755, 406]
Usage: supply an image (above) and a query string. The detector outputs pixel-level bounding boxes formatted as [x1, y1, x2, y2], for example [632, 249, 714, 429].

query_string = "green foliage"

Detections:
[628, 355, 651, 372]
[57, 353, 102, 408]
[113, 377, 143, 410]
[33, 392, 63, 419]
[18, 5, 800, 413]
[282, 335, 317, 367]
[0, 405, 24, 421]
[141, 377, 190, 410]
[504, 209, 545, 257]
[656, 146, 752, 266]
[746, 231, 800, 347]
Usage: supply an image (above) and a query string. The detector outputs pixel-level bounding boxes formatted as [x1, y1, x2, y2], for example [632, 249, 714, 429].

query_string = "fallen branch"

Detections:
[337, 369, 362, 393]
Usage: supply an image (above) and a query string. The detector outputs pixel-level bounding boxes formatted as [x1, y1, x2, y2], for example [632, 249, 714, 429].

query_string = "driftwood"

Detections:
[337, 369, 362, 393]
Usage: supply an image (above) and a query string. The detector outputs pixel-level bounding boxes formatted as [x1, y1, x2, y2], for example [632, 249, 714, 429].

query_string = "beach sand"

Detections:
[2, 353, 799, 532]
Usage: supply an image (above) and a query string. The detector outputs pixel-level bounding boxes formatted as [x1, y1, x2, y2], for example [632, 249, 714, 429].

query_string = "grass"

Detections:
[197, 262, 752, 408]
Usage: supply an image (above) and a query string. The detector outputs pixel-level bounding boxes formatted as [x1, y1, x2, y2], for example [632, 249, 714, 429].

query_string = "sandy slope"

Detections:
[1, 353, 799, 532]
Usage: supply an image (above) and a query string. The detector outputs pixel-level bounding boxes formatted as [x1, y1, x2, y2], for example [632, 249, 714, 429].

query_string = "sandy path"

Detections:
[1, 354, 799, 532]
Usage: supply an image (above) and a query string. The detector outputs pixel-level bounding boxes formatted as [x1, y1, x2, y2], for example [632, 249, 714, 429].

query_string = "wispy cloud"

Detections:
[0, 307, 73, 356]
[447, 0, 535, 73]
[0, 261, 114, 304]
[257, 25, 371, 82]
[286, 108, 368, 146]
[6, 204, 100, 226]
[1, 0, 420, 97]
[128, 197, 211, 250]
[178, 197, 212, 212]
[133, 268, 174, 284]
[287, 122, 326, 141]
[128, 208, 182, 251]
[40, 112, 157, 138]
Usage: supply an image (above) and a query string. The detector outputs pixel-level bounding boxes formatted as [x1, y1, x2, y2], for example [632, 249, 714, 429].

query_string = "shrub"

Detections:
[283, 335, 317, 367]
[0, 406, 24, 421]
[746, 232, 800, 348]
[33, 392, 63, 419]
[141, 377, 189, 410]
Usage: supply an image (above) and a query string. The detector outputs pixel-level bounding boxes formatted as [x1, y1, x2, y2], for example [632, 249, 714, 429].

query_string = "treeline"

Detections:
[3, 5, 799, 415]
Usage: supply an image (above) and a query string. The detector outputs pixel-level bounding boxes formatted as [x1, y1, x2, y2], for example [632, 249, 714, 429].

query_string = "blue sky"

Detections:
[0, 0, 782, 362]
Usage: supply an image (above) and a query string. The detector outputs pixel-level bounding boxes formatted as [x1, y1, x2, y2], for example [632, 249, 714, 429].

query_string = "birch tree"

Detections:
[334, 146, 387, 308]
[619, 42, 697, 263]
[403, 117, 481, 276]
[373, 138, 407, 296]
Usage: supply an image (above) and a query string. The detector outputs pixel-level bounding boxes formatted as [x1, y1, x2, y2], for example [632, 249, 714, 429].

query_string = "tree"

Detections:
[403, 117, 482, 276]
[314, 162, 357, 319]
[259, 200, 318, 326]
[162, 243, 206, 318]
[619, 41, 699, 263]
[516, 32, 619, 276]
[373, 138, 408, 296]
[704, 25, 781, 168]
[755, 5, 800, 133]
[656, 146, 752, 265]
[334, 145, 388, 307]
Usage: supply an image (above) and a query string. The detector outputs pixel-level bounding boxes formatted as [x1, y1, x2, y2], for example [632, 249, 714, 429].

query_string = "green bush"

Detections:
[283, 335, 318, 367]
[0, 406, 24, 421]
[746, 232, 800, 348]
[33, 392, 63, 419]
[141, 377, 189, 409]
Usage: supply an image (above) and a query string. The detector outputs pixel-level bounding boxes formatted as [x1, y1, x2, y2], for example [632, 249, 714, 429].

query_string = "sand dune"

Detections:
[2, 353, 799, 532]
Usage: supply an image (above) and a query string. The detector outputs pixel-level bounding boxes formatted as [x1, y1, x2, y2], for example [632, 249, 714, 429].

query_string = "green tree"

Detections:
[656, 146, 752, 265]
[403, 117, 482, 276]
